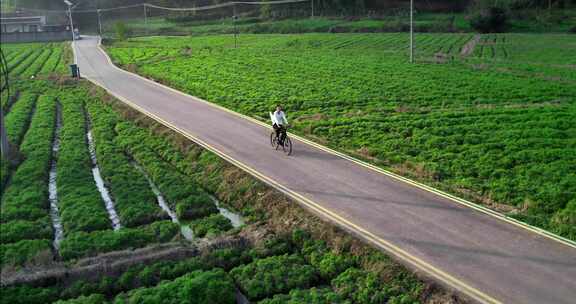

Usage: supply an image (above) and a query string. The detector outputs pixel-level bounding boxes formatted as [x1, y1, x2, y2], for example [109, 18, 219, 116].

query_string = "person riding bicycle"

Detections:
[270, 105, 289, 146]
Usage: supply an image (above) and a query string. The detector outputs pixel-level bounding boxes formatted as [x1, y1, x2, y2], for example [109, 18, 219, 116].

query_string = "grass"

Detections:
[107, 33, 576, 240]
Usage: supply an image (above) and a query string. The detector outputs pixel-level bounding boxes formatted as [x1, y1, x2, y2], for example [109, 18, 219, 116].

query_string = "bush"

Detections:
[113, 269, 236, 304]
[231, 254, 319, 301]
[0, 286, 60, 304]
[570, 25, 576, 34]
[258, 287, 347, 304]
[115, 22, 129, 41]
[55, 294, 107, 304]
[175, 193, 218, 220]
[469, 7, 509, 33]
[331, 268, 417, 304]
[0, 239, 52, 267]
[192, 214, 233, 238]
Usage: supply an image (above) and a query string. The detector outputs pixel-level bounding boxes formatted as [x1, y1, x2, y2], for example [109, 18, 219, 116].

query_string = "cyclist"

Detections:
[270, 105, 289, 146]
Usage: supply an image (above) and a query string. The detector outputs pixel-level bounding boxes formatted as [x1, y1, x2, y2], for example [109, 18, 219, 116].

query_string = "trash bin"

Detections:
[69, 64, 79, 78]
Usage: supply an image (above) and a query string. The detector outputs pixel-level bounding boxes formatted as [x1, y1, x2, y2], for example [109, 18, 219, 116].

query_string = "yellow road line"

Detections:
[94, 38, 576, 250]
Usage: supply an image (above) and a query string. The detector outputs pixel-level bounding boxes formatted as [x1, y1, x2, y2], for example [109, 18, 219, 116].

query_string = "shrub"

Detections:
[175, 193, 218, 220]
[192, 214, 233, 238]
[0, 286, 60, 304]
[569, 25, 576, 34]
[258, 287, 347, 304]
[331, 268, 417, 304]
[113, 269, 236, 304]
[231, 254, 319, 301]
[115, 22, 128, 41]
[469, 7, 509, 33]
[54, 294, 107, 304]
[0, 239, 52, 267]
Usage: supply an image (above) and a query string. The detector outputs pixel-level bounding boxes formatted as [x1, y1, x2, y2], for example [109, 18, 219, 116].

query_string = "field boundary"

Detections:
[89, 37, 575, 250]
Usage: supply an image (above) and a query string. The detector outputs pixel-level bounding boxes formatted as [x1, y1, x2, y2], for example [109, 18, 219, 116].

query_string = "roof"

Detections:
[0, 16, 46, 25]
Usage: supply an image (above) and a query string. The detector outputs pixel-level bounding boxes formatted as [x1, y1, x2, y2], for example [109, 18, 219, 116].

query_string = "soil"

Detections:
[460, 35, 481, 57]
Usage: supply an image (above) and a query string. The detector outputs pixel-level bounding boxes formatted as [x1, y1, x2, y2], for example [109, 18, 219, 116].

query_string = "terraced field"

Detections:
[1, 42, 426, 303]
[107, 33, 576, 240]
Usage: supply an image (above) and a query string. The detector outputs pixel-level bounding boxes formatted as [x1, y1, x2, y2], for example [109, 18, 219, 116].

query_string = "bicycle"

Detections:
[270, 127, 292, 156]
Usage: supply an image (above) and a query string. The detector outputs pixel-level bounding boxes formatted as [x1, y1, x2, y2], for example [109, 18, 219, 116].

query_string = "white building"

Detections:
[0, 16, 46, 33]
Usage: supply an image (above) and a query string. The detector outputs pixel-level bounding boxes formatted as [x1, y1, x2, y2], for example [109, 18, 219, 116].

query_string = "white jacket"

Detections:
[270, 110, 288, 126]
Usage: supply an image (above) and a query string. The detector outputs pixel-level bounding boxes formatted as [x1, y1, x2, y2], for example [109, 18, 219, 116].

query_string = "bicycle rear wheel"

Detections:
[282, 137, 292, 156]
[270, 132, 278, 149]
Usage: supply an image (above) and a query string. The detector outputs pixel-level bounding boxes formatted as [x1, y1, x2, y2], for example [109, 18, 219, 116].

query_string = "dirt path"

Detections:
[461, 34, 481, 57]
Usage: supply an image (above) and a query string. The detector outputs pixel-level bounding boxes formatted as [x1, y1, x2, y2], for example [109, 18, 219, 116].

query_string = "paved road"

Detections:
[74, 36, 576, 304]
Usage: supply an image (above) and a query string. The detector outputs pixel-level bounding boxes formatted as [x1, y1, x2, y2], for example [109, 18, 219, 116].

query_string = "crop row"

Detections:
[3, 43, 68, 78]
[0, 94, 56, 267]
[3, 93, 37, 147]
[57, 90, 112, 233]
[85, 99, 167, 227]
[115, 121, 218, 221]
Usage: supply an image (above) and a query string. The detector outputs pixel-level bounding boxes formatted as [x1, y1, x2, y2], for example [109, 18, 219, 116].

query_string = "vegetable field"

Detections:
[108, 33, 576, 240]
[1, 42, 426, 303]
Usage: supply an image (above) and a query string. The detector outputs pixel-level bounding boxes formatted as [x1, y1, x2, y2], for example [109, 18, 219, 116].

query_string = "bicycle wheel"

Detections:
[270, 131, 277, 148]
[282, 137, 292, 156]
[270, 132, 278, 149]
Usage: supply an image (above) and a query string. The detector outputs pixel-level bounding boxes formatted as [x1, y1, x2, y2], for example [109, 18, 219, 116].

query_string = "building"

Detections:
[0, 15, 46, 33]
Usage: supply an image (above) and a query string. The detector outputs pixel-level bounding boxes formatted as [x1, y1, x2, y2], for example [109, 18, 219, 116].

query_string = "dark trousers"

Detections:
[273, 124, 286, 144]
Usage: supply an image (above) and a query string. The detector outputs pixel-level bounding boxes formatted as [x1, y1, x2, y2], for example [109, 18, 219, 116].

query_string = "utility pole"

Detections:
[144, 4, 148, 36]
[233, 4, 238, 48]
[311, 0, 314, 18]
[409, 0, 414, 63]
[0, 103, 8, 160]
[97, 9, 102, 36]
[0, 51, 10, 160]
[64, 0, 75, 41]
[96, 0, 102, 36]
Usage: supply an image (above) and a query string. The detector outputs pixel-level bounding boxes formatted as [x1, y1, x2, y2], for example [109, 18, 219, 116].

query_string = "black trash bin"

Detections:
[69, 64, 79, 78]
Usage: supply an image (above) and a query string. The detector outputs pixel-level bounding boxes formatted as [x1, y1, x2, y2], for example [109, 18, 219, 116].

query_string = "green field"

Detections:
[107, 33, 576, 240]
[0, 42, 426, 303]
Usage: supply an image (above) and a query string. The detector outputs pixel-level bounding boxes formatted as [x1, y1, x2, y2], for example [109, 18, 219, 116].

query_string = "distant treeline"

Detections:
[9, 0, 576, 12]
